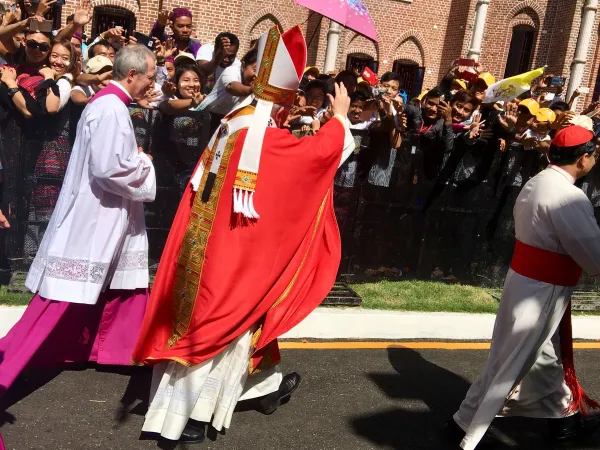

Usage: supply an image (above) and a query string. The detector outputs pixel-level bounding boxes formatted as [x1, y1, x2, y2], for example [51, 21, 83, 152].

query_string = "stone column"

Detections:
[323, 21, 342, 74]
[566, 0, 599, 110]
[467, 0, 491, 61]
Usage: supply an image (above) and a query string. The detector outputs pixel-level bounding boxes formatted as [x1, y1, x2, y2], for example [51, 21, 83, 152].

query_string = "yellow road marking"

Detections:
[278, 341, 600, 350]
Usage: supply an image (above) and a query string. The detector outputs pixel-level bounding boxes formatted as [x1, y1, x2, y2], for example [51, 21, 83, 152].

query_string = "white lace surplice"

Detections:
[25, 94, 156, 305]
[142, 329, 282, 440]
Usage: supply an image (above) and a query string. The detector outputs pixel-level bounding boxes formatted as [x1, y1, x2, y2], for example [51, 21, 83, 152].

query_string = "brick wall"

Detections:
[56, 0, 599, 106]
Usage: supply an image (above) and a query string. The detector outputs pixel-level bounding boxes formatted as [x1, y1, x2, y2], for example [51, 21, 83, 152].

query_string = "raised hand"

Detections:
[191, 87, 204, 107]
[157, 9, 170, 26]
[213, 37, 231, 64]
[73, 0, 93, 27]
[468, 114, 486, 140]
[102, 27, 125, 42]
[35, 0, 57, 17]
[327, 82, 351, 119]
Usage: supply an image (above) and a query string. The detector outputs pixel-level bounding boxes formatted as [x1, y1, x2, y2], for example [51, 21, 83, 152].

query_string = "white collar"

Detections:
[549, 164, 576, 184]
[109, 80, 133, 100]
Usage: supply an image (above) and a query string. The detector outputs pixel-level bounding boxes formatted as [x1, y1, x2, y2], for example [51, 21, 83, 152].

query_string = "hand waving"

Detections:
[327, 82, 351, 119]
[73, 0, 93, 27]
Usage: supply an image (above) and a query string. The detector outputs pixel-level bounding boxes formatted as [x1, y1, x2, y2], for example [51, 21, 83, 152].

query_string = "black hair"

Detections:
[66, 14, 74, 23]
[424, 87, 445, 101]
[215, 32, 239, 49]
[548, 139, 596, 166]
[350, 91, 369, 104]
[380, 71, 401, 84]
[451, 89, 478, 106]
[175, 64, 204, 98]
[550, 101, 570, 112]
[88, 39, 111, 58]
[335, 70, 357, 85]
[241, 47, 257, 66]
[306, 79, 328, 97]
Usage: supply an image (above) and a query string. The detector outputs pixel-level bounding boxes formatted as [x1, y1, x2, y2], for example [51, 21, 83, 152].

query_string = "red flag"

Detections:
[361, 67, 378, 86]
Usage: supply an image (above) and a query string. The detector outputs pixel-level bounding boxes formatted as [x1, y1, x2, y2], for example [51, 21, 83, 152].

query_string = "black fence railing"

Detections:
[2, 103, 600, 290]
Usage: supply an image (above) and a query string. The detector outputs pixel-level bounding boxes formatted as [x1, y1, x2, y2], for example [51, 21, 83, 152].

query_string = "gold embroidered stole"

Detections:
[166, 108, 254, 348]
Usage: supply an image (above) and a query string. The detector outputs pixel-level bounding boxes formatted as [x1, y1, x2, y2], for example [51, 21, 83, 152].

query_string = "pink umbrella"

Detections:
[293, 0, 378, 41]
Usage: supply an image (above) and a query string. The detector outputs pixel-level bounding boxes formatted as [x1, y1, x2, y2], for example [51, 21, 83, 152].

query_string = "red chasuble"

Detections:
[132, 108, 346, 372]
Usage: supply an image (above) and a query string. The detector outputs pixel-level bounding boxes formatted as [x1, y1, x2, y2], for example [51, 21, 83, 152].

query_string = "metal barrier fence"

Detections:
[1, 103, 600, 289]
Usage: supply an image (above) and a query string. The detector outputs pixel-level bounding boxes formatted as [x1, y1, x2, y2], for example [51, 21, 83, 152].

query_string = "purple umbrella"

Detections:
[293, 0, 378, 41]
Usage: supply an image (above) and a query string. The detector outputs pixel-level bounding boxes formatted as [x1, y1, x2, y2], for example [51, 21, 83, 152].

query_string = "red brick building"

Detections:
[62, 0, 600, 105]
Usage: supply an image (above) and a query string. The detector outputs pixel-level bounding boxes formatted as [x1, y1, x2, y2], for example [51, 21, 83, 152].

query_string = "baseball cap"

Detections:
[304, 66, 320, 79]
[535, 108, 556, 123]
[174, 52, 196, 67]
[477, 72, 496, 87]
[452, 79, 467, 90]
[86, 55, 112, 74]
[519, 98, 540, 116]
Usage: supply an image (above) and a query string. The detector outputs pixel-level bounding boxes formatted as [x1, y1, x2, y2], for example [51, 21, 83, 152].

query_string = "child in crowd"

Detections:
[70, 55, 112, 105]
[522, 107, 556, 152]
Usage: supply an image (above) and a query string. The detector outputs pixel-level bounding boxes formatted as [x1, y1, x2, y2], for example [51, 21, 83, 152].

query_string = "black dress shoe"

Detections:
[179, 421, 205, 444]
[549, 413, 600, 442]
[443, 418, 498, 448]
[259, 372, 302, 415]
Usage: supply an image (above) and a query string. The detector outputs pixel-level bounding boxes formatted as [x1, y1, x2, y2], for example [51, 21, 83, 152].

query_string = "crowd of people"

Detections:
[0, 0, 599, 230]
[2, 2, 600, 450]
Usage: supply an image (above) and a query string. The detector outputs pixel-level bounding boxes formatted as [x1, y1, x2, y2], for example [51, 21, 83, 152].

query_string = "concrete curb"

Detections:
[2, 306, 600, 340]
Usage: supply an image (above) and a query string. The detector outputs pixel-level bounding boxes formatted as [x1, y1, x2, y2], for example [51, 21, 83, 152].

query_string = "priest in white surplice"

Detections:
[0, 44, 157, 398]
[447, 123, 600, 449]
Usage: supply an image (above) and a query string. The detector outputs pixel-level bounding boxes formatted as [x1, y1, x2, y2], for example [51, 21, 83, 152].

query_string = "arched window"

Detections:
[346, 53, 378, 77]
[393, 60, 424, 99]
[92, 6, 137, 38]
[504, 25, 536, 78]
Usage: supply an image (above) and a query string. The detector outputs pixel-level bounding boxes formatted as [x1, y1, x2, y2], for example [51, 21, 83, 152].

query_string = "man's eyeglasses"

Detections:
[26, 40, 50, 52]
[136, 72, 155, 82]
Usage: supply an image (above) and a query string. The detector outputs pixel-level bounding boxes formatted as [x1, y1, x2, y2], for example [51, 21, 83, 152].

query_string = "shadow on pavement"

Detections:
[351, 347, 481, 449]
[350, 348, 600, 450]
[0, 366, 64, 421]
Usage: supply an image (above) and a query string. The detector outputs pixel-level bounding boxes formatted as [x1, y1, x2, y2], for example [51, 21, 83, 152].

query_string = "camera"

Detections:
[371, 86, 388, 99]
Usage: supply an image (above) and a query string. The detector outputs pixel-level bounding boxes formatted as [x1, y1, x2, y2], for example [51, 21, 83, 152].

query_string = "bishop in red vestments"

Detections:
[132, 25, 354, 443]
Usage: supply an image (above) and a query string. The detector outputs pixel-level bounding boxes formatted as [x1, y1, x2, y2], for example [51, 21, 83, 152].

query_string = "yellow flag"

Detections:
[483, 67, 546, 103]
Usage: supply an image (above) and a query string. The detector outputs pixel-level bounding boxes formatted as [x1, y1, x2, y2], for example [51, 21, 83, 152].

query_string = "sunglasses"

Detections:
[26, 40, 50, 52]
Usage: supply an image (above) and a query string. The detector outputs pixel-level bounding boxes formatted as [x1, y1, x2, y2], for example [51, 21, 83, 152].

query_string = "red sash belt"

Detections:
[510, 240, 582, 287]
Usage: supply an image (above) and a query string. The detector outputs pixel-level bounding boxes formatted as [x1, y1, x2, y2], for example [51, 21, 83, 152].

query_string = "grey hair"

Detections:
[112, 44, 156, 81]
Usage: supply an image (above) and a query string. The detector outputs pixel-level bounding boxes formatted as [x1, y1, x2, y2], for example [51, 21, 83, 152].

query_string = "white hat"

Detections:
[174, 52, 196, 67]
[569, 114, 594, 132]
[86, 55, 112, 74]
[232, 25, 307, 219]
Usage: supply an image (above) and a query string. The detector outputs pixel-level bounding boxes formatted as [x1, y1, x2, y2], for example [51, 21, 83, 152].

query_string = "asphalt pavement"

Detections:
[1, 346, 600, 450]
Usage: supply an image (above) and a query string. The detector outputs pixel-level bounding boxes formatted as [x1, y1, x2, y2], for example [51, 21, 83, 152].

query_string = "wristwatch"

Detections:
[7, 87, 18, 98]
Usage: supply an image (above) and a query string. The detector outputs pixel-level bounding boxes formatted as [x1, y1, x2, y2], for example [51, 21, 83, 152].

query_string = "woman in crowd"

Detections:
[159, 65, 206, 193]
[0, 20, 75, 118]
[24, 39, 77, 261]
[159, 65, 205, 114]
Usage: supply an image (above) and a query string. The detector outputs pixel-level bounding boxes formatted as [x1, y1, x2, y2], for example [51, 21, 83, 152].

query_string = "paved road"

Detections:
[2, 346, 600, 450]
